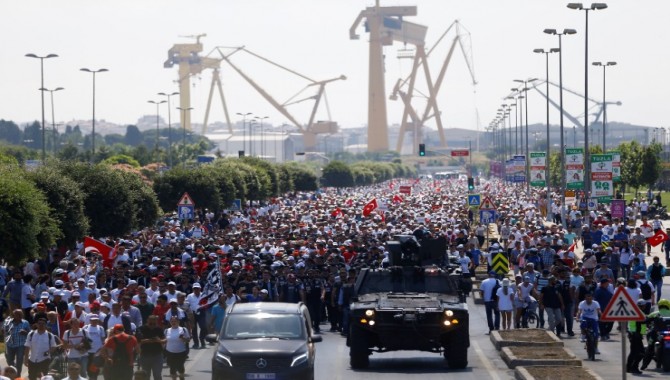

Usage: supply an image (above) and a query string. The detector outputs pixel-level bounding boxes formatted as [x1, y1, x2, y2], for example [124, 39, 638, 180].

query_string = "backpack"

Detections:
[639, 281, 653, 301]
[491, 280, 501, 302]
[112, 335, 131, 366]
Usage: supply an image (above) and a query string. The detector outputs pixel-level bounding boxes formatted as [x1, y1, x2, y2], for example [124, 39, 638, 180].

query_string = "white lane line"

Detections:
[184, 346, 214, 374]
[472, 340, 502, 380]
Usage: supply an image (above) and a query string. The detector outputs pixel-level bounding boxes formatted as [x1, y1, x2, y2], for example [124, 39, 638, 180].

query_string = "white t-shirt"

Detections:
[83, 324, 106, 354]
[24, 330, 54, 363]
[164, 326, 189, 353]
[63, 329, 87, 359]
[626, 287, 642, 303]
[457, 255, 471, 274]
[578, 300, 601, 321]
[480, 278, 499, 302]
[496, 287, 514, 311]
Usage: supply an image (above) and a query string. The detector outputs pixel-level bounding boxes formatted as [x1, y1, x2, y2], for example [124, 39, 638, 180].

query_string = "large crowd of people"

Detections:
[0, 177, 668, 379]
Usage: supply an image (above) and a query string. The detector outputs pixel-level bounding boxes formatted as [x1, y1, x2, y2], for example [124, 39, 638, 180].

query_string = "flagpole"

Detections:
[215, 255, 224, 297]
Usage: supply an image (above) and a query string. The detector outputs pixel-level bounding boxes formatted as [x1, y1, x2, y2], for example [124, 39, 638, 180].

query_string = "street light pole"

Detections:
[148, 100, 166, 162]
[545, 29, 576, 229]
[80, 67, 108, 160]
[158, 91, 179, 168]
[568, 2, 608, 199]
[39, 87, 64, 154]
[26, 53, 58, 161]
[514, 78, 538, 195]
[177, 107, 193, 168]
[236, 112, 252, 156]
[534, 48, 560, 222]
[592, 61, 616, 150]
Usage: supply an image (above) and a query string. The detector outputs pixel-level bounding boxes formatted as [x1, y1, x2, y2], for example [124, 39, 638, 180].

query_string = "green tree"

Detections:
[640, 142, 662, 189]
[619, 141, 643, 192]
[282, 163, 318, 192]
[103, 154, 141, 168]
[117, 170, 161, 229]
[0, 165, 61, 264]
[125, 125, 143, 146]
[59, 162, 136, 237]
[28, 165, 89, 248]
[321, 161, 354, 187]
[153, 167, 223, 213]
[0, 119, 22, 145]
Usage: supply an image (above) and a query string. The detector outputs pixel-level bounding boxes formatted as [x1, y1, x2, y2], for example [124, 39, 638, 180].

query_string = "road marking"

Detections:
[472, 340, 501, 380]
[184, 346, 213, 374]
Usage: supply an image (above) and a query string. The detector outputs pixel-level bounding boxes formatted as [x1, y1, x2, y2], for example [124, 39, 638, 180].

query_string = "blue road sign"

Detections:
[228, 199, 242, 211]
[468, 194, 481, 206]
[178, 205, 194, 221]
[480, 209, 497, 224]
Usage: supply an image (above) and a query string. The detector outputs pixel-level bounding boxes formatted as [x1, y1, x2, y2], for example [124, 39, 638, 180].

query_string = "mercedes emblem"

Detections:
[255, 358, 267, 369]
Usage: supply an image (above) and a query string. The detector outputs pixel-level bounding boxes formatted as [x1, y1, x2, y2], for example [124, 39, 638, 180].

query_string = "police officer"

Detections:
[641, 298, 670, 370]
[627, 298, 648, 374]
[304, 269, 325, 333]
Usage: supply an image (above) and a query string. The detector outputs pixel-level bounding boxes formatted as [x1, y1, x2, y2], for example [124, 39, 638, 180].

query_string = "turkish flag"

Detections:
[345, 198, 353, 207]
[647, 229, 669, 247]
[331, 207, 343, 218]
[392, 194, 403, 203]
[85, 237, 117, 268]
[380, 211, 386, 223]
[362, 198, 378, 217]
[567, 242, 576, 252]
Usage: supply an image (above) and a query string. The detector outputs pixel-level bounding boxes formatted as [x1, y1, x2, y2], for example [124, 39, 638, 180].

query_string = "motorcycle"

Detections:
[653, 317, 670, 371]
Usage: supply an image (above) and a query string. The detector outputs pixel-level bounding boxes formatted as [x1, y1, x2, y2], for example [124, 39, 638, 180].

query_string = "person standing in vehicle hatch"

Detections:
[304, 269, 326, 333]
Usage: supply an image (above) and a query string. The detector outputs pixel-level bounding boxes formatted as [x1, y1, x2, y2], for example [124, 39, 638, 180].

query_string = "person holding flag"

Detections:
[185, 283, 207, 349]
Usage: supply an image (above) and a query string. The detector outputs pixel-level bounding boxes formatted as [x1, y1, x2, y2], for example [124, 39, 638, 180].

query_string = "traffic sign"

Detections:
[600, 286, 646, 322]
[178, 205, 194, 220]
[451, 149, 469, 157]
[468, 194, 481, 206]
[178, 192, 195, 206]
[228, 199, 242, 211]
[587, 198, 598, 211]
[479, 196, 496, 210]
[491, 251, 509, 275]
[480, 209, 497, 225]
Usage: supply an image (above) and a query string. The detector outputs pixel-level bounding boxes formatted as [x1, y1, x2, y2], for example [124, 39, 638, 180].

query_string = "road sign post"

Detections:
[468, 194, 481, 207]
[177, 192, 195, 222]
[600, 285, 646, 380]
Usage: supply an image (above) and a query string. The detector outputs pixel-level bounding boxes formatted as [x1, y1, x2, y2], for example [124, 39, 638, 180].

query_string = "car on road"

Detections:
[207, 302, 322, 380]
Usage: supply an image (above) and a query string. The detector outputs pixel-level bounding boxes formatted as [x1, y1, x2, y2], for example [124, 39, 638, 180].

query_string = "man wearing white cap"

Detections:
[186, 283, 207, 349]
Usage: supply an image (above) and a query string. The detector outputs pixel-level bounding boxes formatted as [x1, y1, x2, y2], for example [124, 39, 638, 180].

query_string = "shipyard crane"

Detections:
[164, 34, 233, 134]
[524, 80, 621, 129]
[350, 1, 420, 152]
[390, 20, 477, 153]
[214, 46, 345, 151]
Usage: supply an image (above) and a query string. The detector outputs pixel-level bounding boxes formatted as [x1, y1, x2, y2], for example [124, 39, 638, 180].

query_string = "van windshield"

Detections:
[222, 313, 305, 340]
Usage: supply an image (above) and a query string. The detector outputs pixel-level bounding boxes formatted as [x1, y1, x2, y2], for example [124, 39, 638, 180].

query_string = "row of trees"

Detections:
[0, 120, 210, 167]
[321, 160, 417, 187]
[0, 154, 373, 265]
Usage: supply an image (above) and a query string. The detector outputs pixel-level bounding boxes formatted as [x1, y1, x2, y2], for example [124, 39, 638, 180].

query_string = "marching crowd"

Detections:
[0, 177, 668, 379]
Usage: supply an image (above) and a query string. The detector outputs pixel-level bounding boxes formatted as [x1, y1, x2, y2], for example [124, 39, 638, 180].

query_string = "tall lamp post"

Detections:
[533, 47, 560, 221]
[39, 86, 64, 154]
[177, 107, 193, 168]
[592, 61, 616, 150]
[544, 28, 576, 228]
[148, 100, 166, 161]
[26, 53, 58, 161]
[254, 116, 269, 158]
[80, 67, 108, 159]
[236, 112, 252, 156]
[158, 91, 179, 168]
[568, 2, 608, 199]
[514, 78, 538, 195]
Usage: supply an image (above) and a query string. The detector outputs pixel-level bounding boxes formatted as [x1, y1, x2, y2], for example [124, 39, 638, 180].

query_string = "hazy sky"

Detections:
[2, 0, 669, 134]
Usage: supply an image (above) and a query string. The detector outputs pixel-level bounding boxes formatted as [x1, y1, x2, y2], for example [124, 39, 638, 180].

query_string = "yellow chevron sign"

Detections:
[492, 252, 509, 275]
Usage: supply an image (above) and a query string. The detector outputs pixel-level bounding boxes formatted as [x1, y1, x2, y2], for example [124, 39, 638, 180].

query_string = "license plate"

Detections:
[246, 374, 276, 380]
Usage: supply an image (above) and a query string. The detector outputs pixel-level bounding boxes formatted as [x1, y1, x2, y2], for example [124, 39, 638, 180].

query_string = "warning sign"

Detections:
[177, 192, 195, 206]
[600, 286, 646, 322]
[491, 252, 509, 275]
[479, 196, 496, 210]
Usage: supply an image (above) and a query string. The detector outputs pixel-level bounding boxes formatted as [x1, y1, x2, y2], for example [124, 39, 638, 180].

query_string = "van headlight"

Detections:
[365, 309, 375, 317]
[291, 352, 308, 367]
[215, 352, 232, 367]
[444, 310, 454, 317]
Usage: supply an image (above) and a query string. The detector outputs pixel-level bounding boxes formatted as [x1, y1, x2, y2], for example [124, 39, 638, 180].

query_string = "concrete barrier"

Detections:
[514, 366, 603, 380]
[501, 346, 581, 368]
[490, 329, 563, 351]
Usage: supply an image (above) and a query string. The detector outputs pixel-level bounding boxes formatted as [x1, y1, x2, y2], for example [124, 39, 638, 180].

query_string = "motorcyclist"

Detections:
[640, 298, 670, 370]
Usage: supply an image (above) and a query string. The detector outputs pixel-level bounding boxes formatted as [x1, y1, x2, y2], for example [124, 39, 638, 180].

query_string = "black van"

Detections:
[208, 302, 322, 380]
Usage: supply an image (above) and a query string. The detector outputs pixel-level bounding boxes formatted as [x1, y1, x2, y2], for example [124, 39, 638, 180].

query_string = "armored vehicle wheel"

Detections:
[444, 339, 468, 369]
[349, 325, 370, 369]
